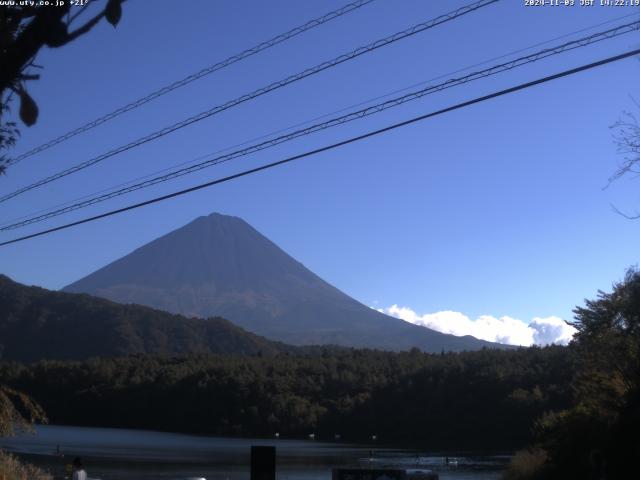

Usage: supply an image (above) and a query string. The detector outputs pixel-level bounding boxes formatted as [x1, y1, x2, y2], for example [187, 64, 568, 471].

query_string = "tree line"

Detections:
[0, 345, 574, 451]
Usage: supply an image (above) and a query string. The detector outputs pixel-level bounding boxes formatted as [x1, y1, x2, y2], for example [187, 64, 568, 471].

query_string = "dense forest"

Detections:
[0, 346, 573, 451]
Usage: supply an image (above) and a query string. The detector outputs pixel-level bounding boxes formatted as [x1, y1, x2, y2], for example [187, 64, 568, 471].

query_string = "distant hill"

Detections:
[0, 275, 283, 361]
[64, 213, 506, 352]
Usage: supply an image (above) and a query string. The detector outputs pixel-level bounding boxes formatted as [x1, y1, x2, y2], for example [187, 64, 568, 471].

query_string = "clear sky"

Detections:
[1, 0, 639, 338]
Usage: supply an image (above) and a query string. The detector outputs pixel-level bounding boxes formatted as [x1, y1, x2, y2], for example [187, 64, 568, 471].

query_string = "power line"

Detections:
[336, 10, 640, 115]
[4, 9, 634, 230]
[3, 19, 638, 231]
[0, 0, 499, 204]
[5, 0, 378, 167]
[1, 47, 638, 248]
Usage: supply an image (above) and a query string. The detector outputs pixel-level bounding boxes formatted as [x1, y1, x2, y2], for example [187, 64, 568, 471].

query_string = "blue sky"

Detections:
[1, 0, 639, 332]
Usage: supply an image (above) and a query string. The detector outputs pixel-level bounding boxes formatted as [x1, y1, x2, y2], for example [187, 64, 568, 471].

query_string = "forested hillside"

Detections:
[0, 346, 573, 451]
[0, 275, 283, 361]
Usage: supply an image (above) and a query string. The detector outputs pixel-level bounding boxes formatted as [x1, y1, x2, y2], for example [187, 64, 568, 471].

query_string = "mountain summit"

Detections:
[64, 213, 501, 351]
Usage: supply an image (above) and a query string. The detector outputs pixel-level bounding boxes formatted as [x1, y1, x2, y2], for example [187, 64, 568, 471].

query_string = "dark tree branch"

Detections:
[68, 3, 93, 25]
[608, 109, 640, 187]
[610, 204, 640, 220]
[0, 0, 125, 171]
[65, 9, 107, 43]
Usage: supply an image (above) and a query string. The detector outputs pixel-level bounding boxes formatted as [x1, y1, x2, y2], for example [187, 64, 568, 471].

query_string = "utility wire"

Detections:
[1, 47, 638, 248]
[3, 19, 638, 231]
[4, 9, 634, 230]
[0, 0, 499, 204]
[5, 0, 378, 167]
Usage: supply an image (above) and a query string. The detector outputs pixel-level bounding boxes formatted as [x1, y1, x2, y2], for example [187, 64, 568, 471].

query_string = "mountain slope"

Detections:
[0, 275, 283, 361]
[64, 213, 505, 352]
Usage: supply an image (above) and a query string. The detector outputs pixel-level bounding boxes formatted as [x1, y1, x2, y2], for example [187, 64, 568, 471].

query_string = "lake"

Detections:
[0, 425, 508, 480]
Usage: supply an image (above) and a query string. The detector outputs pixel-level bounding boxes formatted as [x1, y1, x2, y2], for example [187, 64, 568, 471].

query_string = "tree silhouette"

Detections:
[609, 101, 640, 218]
[0, 0, 125, 174]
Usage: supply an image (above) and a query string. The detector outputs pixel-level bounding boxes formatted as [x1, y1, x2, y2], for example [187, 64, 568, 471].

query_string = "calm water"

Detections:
[0, 425, 508, 480]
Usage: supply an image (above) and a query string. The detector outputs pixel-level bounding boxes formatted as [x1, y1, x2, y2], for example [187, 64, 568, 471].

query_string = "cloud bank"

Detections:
[376, 305, 576, 346]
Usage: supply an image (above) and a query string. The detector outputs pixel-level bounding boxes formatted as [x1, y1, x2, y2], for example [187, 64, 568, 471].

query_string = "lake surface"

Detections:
[0, 425, 508, 480]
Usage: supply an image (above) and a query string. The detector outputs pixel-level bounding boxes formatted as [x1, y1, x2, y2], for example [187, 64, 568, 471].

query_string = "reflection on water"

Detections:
[0, 425, 508, 480]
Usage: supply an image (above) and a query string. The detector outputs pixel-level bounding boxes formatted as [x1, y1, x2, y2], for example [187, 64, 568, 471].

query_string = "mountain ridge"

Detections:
[0, 274, 286, 361]
[64, 212, 507, 352]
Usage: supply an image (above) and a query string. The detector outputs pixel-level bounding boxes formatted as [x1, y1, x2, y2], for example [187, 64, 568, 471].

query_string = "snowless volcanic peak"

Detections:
[65, 212, 505, 352]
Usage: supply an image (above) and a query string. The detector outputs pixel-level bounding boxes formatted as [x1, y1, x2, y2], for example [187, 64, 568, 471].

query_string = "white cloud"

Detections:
[529, 316, 576, 346]
[376, 305, 576, 346]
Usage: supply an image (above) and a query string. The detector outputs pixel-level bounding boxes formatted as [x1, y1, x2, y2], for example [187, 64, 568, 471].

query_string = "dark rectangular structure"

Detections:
[250, 445, 276, 480]
[332, 468, 407, 480]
